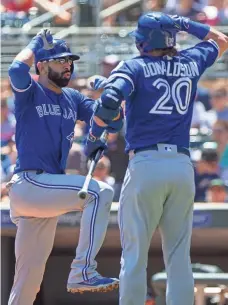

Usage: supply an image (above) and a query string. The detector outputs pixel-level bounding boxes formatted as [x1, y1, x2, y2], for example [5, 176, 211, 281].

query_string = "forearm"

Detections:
[9, 40, 39, 89]
[8, 34, 43, 89]
[14, 48, 35, 68]
[204, 27, 228, 57]
[171, 15, 228, 57]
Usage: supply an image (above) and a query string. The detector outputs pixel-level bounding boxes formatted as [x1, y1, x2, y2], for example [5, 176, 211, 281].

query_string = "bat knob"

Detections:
[78, 191, 87, 199]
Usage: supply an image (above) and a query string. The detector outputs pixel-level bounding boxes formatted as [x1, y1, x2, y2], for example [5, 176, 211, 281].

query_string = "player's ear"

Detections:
[37, 61, 48, 75]
[136, 42, 144, 52]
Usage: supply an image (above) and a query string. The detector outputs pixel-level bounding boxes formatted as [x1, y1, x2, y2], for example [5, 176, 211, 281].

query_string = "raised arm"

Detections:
[203, 27, 228, 58]
[159, 14, 228, 58]
[8, 29, 53, 90]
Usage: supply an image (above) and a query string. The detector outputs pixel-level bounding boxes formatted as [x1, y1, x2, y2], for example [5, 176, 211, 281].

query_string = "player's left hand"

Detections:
[36, 28, 54, 50]
[104, 106, 124, 133]
[84, 132, 108, 160]
[90, 75, 108, 90]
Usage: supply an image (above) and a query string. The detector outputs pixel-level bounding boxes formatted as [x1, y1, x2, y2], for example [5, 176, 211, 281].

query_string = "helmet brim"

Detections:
[38, 52, 80, 62]
[51, 52, 80, 61]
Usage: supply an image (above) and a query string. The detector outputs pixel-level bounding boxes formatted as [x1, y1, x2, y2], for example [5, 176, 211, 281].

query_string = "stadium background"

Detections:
[1, 0, 228, 304]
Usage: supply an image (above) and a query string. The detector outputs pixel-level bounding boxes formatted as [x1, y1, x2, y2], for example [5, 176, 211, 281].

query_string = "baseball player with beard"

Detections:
[85, 12, 228, 305]
[7, 29, 123, 305]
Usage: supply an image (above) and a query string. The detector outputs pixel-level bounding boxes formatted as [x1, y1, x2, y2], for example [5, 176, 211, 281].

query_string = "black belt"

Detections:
[23, 169, 44, 175]
[24, 169, 65, 175]
[134, 144, 190, 158]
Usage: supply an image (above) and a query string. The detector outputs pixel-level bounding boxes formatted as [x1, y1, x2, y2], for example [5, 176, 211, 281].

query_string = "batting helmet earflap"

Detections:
[35, 39, 80, 74]
[129, 12, 177, 51]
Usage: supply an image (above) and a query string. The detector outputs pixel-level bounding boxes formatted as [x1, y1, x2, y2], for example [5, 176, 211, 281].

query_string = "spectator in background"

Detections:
[194, 147, 221, 202]
[212, 120, 228, 181]
[1, 0, 33, 12]
[87, 156, 115, 187]
[206, 179, 228, 202]
[1, 98, 15, 147]
[1, 79, 15, 112]
[219, 0, 228, 25]
[196, 86, 212, 111]
[191, 100, 207, 128]
[212, 120, 228, 157]
[101, 55, 120, 78]
[165, 0, 207, 19]
[143, 0, 167, 12]
[202, 0, 228, 26]
[208, 87, 228, 124]
[66, 141, 87, 175]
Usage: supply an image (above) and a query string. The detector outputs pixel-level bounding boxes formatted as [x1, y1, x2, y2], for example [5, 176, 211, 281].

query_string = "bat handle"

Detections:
[77, 130, 109, 200]
[78, 190, 88, 200]
[78, 174, 92, 199]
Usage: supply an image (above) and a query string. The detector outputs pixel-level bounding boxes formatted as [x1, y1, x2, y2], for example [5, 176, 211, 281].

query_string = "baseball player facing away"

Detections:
[85, 12, 228, 305]
[7, 29, 123, 305]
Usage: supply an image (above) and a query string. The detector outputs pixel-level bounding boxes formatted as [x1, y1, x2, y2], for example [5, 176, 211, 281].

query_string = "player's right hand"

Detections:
[89, 75, 108, 90]
[36, 29, 54, 50]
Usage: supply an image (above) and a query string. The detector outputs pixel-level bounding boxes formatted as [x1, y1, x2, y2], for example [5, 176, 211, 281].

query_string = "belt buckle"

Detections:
[157, 143, 177, 153]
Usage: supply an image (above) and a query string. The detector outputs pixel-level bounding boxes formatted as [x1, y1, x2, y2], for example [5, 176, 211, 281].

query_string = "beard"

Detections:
[48, 67, 71, 88]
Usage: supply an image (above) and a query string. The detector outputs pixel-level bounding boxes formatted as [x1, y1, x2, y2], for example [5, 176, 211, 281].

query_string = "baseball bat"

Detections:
[78, 131, 108, 199]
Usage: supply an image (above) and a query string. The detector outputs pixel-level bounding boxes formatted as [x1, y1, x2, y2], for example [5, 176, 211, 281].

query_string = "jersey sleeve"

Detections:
[8, 60, 37, 107]
[182, 39, 219, 75]
[107, 60, 138, 95]
[77, 92, 95, 124]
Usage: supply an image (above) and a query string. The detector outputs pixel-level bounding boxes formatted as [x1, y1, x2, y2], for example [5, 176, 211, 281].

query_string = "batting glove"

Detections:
[160, 15, 210, 40]
[27, 28, 54, 54]
[159, 14, 182, 32]
[84, 132, 108, 160]
[90, 75, 108, 90]
[36, 29, 54, 50]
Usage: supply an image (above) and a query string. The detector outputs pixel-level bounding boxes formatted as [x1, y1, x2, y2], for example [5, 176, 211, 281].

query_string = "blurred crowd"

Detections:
[1, 56, 228, 204]
[0, 0, 228, 29]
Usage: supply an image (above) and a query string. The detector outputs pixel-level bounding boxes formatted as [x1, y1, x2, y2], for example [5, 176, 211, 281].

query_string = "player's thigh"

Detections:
[159, 159, 195, 257]
[119, 159, 164, 247]
[9, 172, 102, 218]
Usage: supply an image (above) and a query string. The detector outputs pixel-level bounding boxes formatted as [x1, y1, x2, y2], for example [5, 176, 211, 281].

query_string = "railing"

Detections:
[1, 26, 228, 78]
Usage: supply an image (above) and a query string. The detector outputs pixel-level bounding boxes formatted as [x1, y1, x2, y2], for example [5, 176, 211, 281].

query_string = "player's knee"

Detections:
[97, 181, 114, 204]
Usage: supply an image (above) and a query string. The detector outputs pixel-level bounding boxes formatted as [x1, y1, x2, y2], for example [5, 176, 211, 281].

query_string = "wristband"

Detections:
[176, 17, 210, 40]
[26, 36, 43, 53]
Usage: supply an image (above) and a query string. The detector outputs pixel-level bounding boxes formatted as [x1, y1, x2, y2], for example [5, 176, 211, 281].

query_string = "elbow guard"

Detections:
[100, 87, 123, 110]
[95, 87, 123, 121]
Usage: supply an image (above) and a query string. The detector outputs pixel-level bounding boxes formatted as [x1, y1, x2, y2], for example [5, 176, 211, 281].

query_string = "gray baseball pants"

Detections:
[7, 171, 114, 305]
[118, 146, 195, 305]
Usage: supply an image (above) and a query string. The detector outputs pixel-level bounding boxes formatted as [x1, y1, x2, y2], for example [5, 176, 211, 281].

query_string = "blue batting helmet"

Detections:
[35, 39, 80, 74]
[129, 12, 177, 51]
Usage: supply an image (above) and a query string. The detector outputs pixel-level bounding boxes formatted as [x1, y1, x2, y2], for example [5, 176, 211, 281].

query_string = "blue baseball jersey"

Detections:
[108, 39, 219, 152]
[10, 78, 94, 174]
